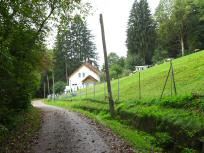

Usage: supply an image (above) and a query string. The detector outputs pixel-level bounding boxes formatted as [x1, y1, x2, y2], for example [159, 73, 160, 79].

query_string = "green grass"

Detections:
[72, 51, 204, 101]
[47, 51, 204, 153]
[0, 106, 41, 153]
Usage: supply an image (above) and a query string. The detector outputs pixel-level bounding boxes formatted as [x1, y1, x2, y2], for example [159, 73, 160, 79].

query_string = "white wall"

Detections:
[69, 65, 100, 91]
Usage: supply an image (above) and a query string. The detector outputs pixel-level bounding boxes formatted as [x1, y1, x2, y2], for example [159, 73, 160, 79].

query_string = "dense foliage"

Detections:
[54, 15, 98, 82]
[127, 0, 156, 65]
[0, 0, 82, 135]
[126, 0, 204, 67]
[155, 0, 204, 59]
[101, 53, 125, 80]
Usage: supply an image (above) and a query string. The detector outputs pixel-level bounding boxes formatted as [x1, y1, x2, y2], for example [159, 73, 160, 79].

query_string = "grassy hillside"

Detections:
[47, 51, 204, 153]
[69, 50, 204, 101]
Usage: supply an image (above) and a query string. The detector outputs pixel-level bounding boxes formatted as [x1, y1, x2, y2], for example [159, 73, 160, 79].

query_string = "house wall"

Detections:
[69, 65, 100, 91]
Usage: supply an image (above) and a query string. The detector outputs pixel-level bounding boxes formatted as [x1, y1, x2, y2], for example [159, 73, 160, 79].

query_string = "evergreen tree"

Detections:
[54, 15, 97, 82]
[127, 0, 156, 65]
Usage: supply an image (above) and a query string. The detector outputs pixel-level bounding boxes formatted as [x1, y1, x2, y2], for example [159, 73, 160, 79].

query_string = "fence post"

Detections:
[80, 87, 81, 99]
[94, 83, 96, 99]
[139, 72, 141, 99]
[160, 61, 172, 100]
[86, 84, 87, 98]
[170, 60, 177, 95]
[170, 67, 173, 97]
[118, 76, 120, 102]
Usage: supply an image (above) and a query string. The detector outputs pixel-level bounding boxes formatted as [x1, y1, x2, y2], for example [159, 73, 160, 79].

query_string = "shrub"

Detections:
[54, 81, 66, 94]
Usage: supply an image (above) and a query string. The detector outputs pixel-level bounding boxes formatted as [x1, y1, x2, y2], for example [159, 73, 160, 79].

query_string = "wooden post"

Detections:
[118, 76, 120, 102]
[170, 68, 173, 97]
[94, 83, 96, 99]
[52, 71, 55, 101]
[160, 62, 172, 100]
[139, 72, 141, 99]
[86, 84, 87, 98]
[100, 14, 115, 117]
[170, 60, 177, 95]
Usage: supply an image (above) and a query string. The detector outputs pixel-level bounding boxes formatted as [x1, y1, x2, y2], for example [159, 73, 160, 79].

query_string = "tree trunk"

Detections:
[52, 71, 55, 100]
[180, 35, 185, 56]
[47, 74, 50, 95]
[65, 63, 68, 85]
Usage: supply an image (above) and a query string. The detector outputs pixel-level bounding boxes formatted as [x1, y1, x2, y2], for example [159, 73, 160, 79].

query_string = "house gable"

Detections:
[68, 63, 100, 88]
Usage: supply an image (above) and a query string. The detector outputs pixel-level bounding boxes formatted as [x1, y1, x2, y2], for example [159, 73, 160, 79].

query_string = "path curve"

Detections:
[32, 100, 110, 153]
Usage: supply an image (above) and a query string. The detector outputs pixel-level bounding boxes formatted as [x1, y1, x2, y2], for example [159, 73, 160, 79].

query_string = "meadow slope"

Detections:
[47, 51, 204, 153]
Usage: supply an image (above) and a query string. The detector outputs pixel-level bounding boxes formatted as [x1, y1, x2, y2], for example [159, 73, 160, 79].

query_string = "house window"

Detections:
[83, 73, 85, 77]
[78, 73, 81, 78]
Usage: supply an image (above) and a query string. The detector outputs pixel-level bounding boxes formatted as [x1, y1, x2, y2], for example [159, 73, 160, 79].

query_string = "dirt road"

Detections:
[32, 100, 134, 153]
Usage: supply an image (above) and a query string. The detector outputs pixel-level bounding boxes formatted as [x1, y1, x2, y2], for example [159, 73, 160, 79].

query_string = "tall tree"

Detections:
[155, 0, 204, 58]
[54, 15, 97, 82]
[127, 0, 156, 65]
[0, 0, 85, 129]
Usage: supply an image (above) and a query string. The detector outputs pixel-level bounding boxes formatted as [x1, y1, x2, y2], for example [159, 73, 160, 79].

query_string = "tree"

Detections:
[53, 81, 66, 94]
[0, 0, 86, 130]
[54, 15, 97, 82]
[107, 52, 120, 68]
[127, 0, 156, 65]
[155, 0, 204, 58]
[101, 52, 125, 79]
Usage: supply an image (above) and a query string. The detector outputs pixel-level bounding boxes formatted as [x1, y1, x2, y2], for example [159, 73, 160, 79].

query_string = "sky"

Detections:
[87, 0, 160, 66]
[46, 0, 160, 66]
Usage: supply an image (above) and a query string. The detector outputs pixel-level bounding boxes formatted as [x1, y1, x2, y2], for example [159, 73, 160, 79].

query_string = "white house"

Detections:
[65, 62, 100, 92]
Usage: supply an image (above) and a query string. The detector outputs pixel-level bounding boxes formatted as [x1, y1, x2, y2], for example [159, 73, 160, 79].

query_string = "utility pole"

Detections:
[139, 72, 141, 99]
[100, 14, 115, 117]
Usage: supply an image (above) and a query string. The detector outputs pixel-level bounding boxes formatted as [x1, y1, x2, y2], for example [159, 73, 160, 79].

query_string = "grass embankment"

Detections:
[47, 51, 204, 153]
[0, 106, 41, 153]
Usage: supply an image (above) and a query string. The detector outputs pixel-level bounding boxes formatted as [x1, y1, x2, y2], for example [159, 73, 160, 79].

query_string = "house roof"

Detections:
[81, 75, 98, 83]
[68, 62, 100, 79]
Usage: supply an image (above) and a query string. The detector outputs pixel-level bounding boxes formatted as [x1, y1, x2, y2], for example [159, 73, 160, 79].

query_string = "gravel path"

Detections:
[32, 100, 134, 153]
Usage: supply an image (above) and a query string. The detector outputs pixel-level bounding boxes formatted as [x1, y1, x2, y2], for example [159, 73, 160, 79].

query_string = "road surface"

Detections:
[31, 100, 134, 153]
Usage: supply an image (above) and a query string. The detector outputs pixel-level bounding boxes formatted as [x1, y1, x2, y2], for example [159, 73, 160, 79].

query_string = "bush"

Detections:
[54, 81, 66, 94]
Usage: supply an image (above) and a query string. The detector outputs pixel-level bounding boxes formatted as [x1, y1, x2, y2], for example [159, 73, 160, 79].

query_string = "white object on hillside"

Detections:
[67, 62, 100, 92]
[134, 65, 152, 73]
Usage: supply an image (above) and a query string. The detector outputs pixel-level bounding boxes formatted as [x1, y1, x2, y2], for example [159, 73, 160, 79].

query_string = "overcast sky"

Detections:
[46, 0, 160, 66]
[86, 0, 160, 66]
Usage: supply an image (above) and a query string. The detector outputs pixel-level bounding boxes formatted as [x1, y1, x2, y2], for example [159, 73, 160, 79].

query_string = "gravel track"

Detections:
[32, 100, 134, 153]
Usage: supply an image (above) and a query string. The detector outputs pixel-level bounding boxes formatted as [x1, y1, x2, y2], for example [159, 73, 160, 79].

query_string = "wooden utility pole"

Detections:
[100, 14, 115, 117]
